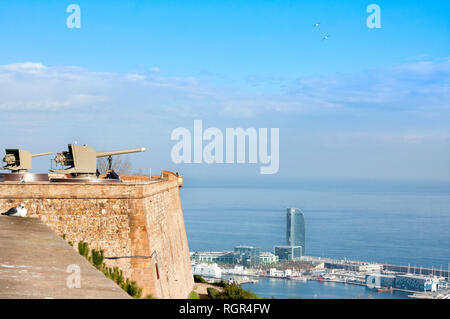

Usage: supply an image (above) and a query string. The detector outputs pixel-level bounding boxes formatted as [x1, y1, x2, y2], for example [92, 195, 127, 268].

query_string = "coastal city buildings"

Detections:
[189, 205, 449, 298]
[191, 246, 273, 266]
[325, 260, 383, 272]
[191, 207, 307, 266]
[286, 207, 306, 254]
[365, 273, 440, 292]
[191, 253, 449, 297]
[189, 204, 448, 298]
[190, 251, 235, 264]
[394, 274, 439, 292]
[192, 263, 222, 278]
[234, 246, 260, 266]
[259, 252, 279, 264]
[274, 245, 302, 261]
[190, 246, 298, 266]
[365, 273, 396, 289]
[269, 207, 306, 261]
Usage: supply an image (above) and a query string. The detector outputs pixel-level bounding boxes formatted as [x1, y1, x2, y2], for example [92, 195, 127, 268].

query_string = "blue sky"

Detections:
[0, 0, 449, 181]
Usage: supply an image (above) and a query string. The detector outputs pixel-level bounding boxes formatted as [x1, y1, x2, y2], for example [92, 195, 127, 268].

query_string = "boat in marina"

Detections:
[287, 276, 307, 282]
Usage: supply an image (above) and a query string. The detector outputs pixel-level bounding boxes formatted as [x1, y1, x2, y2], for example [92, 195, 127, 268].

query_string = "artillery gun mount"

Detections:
[0, 145, 146, 183]
[0, 149, 52, 182]
[49, 144, 146, 182]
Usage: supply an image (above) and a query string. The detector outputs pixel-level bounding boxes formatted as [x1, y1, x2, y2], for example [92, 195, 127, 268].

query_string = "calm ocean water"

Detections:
[181, 180, 450, 298]
[239, 277, 409, 299]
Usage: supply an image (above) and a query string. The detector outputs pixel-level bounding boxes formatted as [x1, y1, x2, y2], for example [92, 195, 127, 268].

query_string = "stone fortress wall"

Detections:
[0, 171, 193, 298]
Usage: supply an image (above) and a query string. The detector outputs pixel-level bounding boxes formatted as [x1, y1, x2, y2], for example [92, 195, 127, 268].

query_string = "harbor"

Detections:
[187, 202, 450, 299]
[191, 255, 450, 299]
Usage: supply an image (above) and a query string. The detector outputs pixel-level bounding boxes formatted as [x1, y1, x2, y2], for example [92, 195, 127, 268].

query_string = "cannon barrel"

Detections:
[96, 147, 146, 158]
[32, 152, 53, 158]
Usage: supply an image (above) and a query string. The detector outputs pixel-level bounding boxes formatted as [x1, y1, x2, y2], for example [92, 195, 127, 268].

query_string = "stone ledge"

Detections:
[0, 216, 131, 299]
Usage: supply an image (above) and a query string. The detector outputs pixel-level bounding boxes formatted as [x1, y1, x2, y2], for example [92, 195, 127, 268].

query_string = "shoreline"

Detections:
[222, 273, 415, 298]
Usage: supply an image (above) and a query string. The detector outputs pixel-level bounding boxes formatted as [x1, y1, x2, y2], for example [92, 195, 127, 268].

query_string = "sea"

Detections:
[181, 179, 450, 299]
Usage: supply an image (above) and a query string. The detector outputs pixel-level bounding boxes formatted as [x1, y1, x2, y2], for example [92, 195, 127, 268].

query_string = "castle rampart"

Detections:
[0, 171, 193, 298]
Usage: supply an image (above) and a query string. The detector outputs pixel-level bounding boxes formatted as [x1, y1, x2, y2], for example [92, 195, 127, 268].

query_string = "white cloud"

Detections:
[288, 59, 450, 111]
[125, 73, 146, 81]
[149, 67, 160, 73]
[315, 132, 450, 147]
[0, 62, 329, 117]
[0, 61, 448, 180]
[1, 62, 46, 73]
[0, 59, 448, 120]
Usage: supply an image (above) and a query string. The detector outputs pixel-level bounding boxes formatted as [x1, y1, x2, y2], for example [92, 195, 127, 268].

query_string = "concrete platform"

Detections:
[0, 216, 130, 299]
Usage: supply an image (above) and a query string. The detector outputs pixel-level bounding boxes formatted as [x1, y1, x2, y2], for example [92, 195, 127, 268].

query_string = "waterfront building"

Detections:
[268, 268, 284, 277]
[365, 274, 396, 289]
[221, 265, 248, 275]
[190, 251, 235, 264]
[365, 273, 439, 292]
[395, 274, 439, 292]
[274, 245, 302, 261]
[286, 208, 305, 254]
[312, 262, 325, 270]
[259, 252, 279, 264]
[234, 245, 260, 266]
[192, 263, 222, 278]
[324, 261, 383, 273]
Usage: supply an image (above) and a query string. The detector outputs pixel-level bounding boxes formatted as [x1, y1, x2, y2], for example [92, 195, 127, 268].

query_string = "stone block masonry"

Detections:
[0, 171, 193, 299]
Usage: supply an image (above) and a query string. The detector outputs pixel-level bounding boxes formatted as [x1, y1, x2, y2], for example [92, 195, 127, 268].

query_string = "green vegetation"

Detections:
[194, 275, 259, 299]
[193, 275, 208, 283]
[207, 287, 221, 299]
[77, 241, 89, 259]
[188, 291, 200, 299]
[74, 240, 145, 299]
[104, 266, 125, 286]
[122, 278, 143, 299]
[91, 249, 104, 269]
[212, 280, 228, 288]
[207, 282, 259, 299]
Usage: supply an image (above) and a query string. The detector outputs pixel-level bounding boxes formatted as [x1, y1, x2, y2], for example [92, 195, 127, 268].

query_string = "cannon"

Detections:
[50, 144, 146, 178]
[1, 149, 52, 173]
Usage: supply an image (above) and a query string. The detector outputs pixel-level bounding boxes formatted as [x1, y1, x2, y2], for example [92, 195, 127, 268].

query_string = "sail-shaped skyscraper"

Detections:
[286, 207, 305, 256]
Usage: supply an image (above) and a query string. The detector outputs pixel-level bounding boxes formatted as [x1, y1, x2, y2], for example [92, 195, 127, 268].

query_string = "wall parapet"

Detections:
[0, 173, 193, 299]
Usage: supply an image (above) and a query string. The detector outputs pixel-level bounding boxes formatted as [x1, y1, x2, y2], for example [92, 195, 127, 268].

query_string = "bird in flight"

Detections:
[313, 23, 320, 27]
